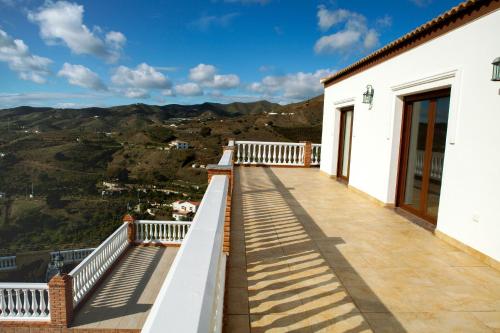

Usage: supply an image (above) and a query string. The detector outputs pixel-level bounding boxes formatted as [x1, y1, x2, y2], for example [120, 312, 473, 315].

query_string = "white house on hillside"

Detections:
[320, 0, 500, 265]
[169, 140, 189, 150]
[172, 200, 199, 213]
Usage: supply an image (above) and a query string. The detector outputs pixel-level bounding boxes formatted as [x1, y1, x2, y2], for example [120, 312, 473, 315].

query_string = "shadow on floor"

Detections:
[224, 167, 407, 332]
[71, 246, 165, 327]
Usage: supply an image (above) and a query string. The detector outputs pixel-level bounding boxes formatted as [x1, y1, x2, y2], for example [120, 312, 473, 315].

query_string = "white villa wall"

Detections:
[320, 9, 500, 261]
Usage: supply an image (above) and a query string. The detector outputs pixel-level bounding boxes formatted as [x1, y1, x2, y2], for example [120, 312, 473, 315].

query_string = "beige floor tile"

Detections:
[224, 167, 500, 333]
[472, 312, 500, 330]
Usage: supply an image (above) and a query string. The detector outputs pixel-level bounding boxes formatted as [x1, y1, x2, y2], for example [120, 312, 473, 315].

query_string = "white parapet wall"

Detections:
[320, 8, 500, 261]
[141, 175, 229, 333]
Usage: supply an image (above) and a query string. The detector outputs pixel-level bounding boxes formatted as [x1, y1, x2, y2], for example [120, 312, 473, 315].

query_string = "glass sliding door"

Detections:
[398, 89, 450, 224]
[337, 107, 354, 182]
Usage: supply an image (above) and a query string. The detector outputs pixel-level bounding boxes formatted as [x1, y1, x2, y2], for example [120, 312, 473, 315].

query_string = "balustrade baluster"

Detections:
[0, 289, 6, 316]
[22, 289, 28, 316]
[14, 289, 21, 316]
[39, 291, 46, 317]
[6, 289, 13, 316]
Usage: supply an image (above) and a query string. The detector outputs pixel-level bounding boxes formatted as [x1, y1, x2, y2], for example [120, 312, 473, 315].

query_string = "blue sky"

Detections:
[0, 0, 461, 108]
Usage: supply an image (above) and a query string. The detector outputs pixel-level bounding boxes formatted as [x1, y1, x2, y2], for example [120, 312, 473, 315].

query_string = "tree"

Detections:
[107, 167, 129, 181]
[200, 127, 211, 137]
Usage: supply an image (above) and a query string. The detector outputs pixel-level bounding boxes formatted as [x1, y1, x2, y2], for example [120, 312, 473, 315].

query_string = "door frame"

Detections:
[396, 88, 450, 224]
[336, 107, 354, 183]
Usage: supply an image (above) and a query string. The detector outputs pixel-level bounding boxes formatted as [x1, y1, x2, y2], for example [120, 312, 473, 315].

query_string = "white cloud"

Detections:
[210, 74, 240, 89]
[105, 31, 126, 49]
[188, 63, 240, 89]
[191, 13, 239, 30]
[314, 30, 361, 53]
[58, 63, 106, 91]
[174, 82, 203, 96]
[0, 91, 107, 108]
[0, 29, 52, 83]
[28, 1, 126, 62]
[248, 69, 335, 101]
[363, 29, 379, 49]
[121, 88, 150, 99]
[317, 6, 351, 31]
[189, 63, 216, 82]
[111, 63, 171, 89]
[314, 6, 380, 54]
[161, 89, 175, 96]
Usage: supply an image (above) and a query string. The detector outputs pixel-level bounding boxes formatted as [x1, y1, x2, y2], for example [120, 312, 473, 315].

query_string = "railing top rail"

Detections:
[218, 149, 234, 166]
[312, 143, 321, 146]
[135, 220, 191, 225]
[50, 248, 95, 254]
[0, 255, 16, 259]
[235, 140, 306, 146]
[0, 282, 48, 289]
[69, 223, 127, 276]
[141, 175, 228, 333]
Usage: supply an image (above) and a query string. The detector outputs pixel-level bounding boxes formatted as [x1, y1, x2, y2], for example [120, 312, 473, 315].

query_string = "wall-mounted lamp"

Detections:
[362, 85, 374, 109]
[54, 252, 64, 275]
[492, 57, 500, 81]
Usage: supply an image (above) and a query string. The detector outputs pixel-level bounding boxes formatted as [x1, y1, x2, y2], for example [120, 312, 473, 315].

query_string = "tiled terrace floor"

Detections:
[223, 167, 500, 333]
[71, 246, 178, 330]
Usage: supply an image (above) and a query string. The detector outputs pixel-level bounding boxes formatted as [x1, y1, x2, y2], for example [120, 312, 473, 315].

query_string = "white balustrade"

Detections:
[311, 144, 321, 165]
[50, 248, 95, 265]
[0, 283, 50, 321]
[415, 151, 444, 181]
[69, 223, 128, 308]
[135, 220, 191, 244]
[0, 256, 16, 271]
[235, 141, 305, 166]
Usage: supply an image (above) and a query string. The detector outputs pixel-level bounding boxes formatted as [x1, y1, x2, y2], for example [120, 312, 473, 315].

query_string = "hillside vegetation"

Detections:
[0, 94, 323, 255]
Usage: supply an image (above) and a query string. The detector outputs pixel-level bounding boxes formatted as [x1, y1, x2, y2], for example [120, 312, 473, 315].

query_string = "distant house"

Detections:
[172, 210, 194, 221]
[172, 200, 200, 221]
[0, 192, 5, 199]
[169, 140, 189, 150]
[172, 200, 200, 213]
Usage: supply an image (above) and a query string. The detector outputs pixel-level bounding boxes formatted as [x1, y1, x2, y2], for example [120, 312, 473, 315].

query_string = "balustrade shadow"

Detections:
[72, 246, 175, 329]
[225, 167, 407, 332]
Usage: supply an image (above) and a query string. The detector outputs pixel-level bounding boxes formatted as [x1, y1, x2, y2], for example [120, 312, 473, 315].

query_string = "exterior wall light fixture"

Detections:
[492, 57, 500, 81]
[54, 252, 65, 275]
[362, 85, 374, 109]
